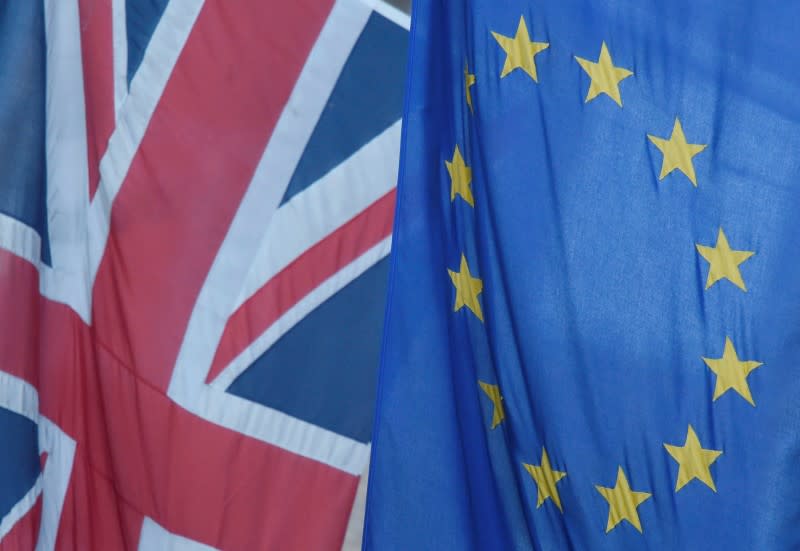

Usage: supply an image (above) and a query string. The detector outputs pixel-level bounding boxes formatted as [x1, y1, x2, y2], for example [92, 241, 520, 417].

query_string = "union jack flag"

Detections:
[0, 0, 407, 548]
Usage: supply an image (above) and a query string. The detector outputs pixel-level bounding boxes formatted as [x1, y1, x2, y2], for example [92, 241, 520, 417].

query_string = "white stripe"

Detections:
[249, 0, 372, 211]
[167, 0, 373, 474]
[112, 0, 128, 113]
[35, 417, 75, 551]
[138, 517, 218, 551]
[41, 0, 93, 321]
[0, 214, 41, 268]
[0, 372, 39, 422]
[88, 0, 205, 287]
[171, 374, 369, 475]
[341, 460, 369, 551]
[233, 119, 400, 312]
[0, 373, 75, 551]
[213, 237, 391, 391]
[362, 0, 410, 29]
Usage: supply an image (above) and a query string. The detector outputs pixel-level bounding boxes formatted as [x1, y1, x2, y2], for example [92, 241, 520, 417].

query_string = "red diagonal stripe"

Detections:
[78, 0, 114, 200]
[92, 0, 335, 391]
[208, 188, 396, 383]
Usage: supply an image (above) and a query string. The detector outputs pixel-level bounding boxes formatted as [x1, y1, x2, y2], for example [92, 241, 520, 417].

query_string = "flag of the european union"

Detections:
[364, 0, 800, 549]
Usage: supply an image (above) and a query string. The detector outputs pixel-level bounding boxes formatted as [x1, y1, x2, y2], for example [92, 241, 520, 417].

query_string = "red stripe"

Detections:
[78, 0, 114, 200]
[41, 333, 358, 550]
[91, 0, 336, 393]
[0, 251, 358, 550]
[0, 250, 40, 388]
[84, 345, 357, 549]
[208, 188, 396, 383]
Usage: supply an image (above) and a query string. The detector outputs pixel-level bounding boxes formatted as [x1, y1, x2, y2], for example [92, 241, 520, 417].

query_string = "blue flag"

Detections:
[365, 1, 800, 549]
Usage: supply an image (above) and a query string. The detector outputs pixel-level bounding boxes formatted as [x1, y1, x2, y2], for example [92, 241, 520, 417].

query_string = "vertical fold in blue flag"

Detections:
[365, 0, 800, 549]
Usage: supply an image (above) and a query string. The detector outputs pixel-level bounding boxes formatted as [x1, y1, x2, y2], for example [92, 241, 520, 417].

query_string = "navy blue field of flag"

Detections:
[365, 1, 800, 549]
[0, 1, 48, 264]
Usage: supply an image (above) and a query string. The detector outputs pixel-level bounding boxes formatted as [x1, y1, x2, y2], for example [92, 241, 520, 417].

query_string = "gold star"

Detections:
[445, 145, 473, 206]
[465, 62, 476, 113]
[595, 467, 651, 534]
[696, 228, 754, 291]
[574, 42, 633, 107]
[448, 254, 483, 321]
[523, 447, 567, 512]
[647, 118, 707, 186]
[491, 16, 549, 82]
[702, 337, 763, 406]
[478, 381, 505, 429]
[664, 425, 723, 492]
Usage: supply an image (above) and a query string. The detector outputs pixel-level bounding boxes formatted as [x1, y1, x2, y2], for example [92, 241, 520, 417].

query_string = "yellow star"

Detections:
[702, 336, 763, 406]
[647, 118, 707, 186]
[664, 425, 723, 492]
[478, 381, 505, 429]
[696, 228, 754, 291]
[523, 447, 567, 512]
[491, 16, 549, 82]
[595, 467, 651, 534]
[465, 62, 476, 114]
[448, 254, 483, 321]
[574, 42, 633, 107]
[445, 145, 473, 207]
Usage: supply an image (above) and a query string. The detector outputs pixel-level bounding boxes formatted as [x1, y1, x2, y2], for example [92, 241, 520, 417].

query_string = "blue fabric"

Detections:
[365, 1, 800, 549]
[0, 2, 49, 264]
[0, 408, 40, 523]
[126, 0, 170, 85]
[280, 12, 408, 205]
[228, 258, 389, 443]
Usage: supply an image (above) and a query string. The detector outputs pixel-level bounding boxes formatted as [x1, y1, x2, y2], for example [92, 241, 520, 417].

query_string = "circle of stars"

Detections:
[442, 12, 765, 539]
